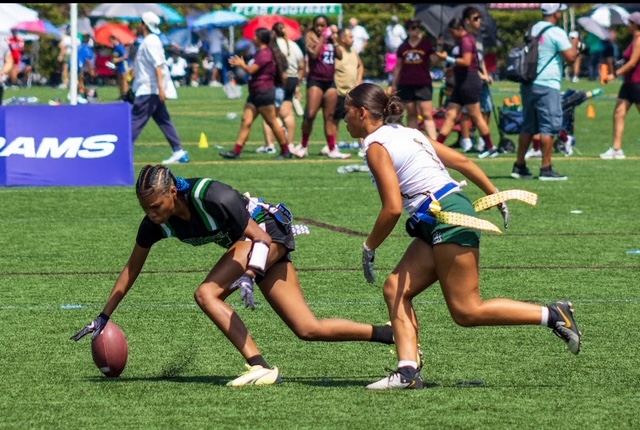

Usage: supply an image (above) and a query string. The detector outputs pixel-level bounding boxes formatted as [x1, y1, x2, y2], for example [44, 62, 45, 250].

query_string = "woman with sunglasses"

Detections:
[388, 19, 439, 139]
[435, 18, 499, 159]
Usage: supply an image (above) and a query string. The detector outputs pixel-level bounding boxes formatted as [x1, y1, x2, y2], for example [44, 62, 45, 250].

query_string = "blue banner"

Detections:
[0, 103, 133, 187]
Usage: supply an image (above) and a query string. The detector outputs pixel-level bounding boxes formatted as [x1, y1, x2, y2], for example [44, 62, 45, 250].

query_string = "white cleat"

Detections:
[226, 364, 282, 386]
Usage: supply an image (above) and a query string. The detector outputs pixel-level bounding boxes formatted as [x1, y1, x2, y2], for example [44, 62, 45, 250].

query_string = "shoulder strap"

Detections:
[190, 178, 218, 231]
[533, 24, 559, 80]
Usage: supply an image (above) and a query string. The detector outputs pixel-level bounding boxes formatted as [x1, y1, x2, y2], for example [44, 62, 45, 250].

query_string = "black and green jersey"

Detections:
[136, 178, 250, 249]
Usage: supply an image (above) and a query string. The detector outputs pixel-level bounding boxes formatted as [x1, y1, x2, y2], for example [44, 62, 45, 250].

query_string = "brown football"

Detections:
[91, 321, 128, 378]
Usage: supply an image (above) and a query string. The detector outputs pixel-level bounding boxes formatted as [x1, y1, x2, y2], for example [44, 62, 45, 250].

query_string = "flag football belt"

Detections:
[409, 183, 538, 234]
[247, 196, 293, 227]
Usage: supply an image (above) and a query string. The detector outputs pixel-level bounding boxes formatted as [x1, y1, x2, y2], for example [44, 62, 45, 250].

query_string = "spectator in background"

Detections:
[206, 27, 227, 87]
[166, 48, 188, 87]
[601, 28, 620, 79]
[8, 29, 24, 87]
[327, 27, 363, 155]
[0, 38, 14, 103]
[458, 6, 494, 153]
[219, 27, 292, 160]
[435, 18, 499, 159]
[259, 22, 305, 154]
[109, 34, 130, 100]
[384, 15, 407, 86]
[568, 31, 583, 82]
[511, 3, 578, 181]
[389, 19, 438, 139]
[600, 12, 640, 160]
[585, 30, 604, 81]
[294, 15, 350, 159]
[183, 30, 202, 87]
[132, 11, 189, 165]
[57, 26, 73, 89]
[77, 34, 96, 99]
[349, 17, 370, 55]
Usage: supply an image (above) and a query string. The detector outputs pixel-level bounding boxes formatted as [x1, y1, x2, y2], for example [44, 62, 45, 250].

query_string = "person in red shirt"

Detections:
[8, 29, 24, 86]
[219, 27, 292, 160]
[387, 19, 440, 139]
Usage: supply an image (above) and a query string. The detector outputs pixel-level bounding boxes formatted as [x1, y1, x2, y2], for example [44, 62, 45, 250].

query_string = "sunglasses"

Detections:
[472, 16, 482, 22]
[409, 25, 421, 30]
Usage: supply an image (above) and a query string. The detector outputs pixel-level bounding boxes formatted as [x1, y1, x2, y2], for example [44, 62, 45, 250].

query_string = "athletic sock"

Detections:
[327, 135, 337, 151]
[301, 132, 310, 148]
[398, 360, 418, 370]
[371, 324, 394, 344]
[558, 130, 569, 142]
[436, 134, 447, 144]
[233, 144, 243, 155]
[481, 133, 495, 150]
[540, 306, 550, 327]
[248, 355, 270, 369]
[532, 137, 541, 151]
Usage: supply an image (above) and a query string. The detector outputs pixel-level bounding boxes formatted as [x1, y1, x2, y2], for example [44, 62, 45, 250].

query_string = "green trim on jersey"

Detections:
[160, 222, 176, 238]
[191, 178, 218, 231]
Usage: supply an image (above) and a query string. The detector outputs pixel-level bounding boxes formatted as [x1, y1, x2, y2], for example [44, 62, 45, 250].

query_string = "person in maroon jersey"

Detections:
[293, 15, 351, 159]
[387, 19, 440, 140]
[435, 18, 498, 159]
[219, 27, 292, 160]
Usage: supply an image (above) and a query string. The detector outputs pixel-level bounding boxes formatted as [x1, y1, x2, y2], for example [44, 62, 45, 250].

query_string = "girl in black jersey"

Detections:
[72, 164, 394, 386]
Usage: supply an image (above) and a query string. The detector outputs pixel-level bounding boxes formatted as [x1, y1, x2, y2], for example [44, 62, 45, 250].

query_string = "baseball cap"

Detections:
[391, 15, 398, 23]
[541, 4, 568, 15]
[569, 30, 579, 39]
[141, 11, 161, 35]
[629, 12, 640, 25]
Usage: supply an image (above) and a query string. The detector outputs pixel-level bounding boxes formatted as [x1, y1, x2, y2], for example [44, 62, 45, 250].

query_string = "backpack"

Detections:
[505, 24, 557, 84]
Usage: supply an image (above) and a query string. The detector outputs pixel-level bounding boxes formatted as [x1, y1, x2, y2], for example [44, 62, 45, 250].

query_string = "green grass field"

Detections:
[1, 80, 639, 429]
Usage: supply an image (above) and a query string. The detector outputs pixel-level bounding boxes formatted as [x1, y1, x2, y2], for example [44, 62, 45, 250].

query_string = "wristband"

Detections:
[247, 240, 270, 275]
[446, 56, 456, 65]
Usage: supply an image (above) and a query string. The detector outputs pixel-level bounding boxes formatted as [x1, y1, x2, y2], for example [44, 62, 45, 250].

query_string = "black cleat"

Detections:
[549, 301, 582, 354]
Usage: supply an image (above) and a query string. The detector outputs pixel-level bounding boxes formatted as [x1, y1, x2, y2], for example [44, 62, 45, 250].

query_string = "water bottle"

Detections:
[585, 88, 603, 99]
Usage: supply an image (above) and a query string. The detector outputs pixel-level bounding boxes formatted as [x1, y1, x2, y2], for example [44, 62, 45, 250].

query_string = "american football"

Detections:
[91, 321, 128, 378]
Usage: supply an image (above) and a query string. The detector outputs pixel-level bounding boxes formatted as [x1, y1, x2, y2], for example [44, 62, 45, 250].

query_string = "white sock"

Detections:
[398, 360, 418, 369]
[540, 306, 549, 327]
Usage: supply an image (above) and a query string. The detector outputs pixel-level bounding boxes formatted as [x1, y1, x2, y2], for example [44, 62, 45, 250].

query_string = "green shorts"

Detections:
[405, 192, 481, 248]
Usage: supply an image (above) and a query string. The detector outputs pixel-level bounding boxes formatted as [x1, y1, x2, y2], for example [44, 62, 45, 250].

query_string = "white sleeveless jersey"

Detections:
[363, 124, 461, 214]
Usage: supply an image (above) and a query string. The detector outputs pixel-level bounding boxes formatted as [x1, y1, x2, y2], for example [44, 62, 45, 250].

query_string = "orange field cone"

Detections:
[587, 104, 596, 119]
[198, 132, 209, 148]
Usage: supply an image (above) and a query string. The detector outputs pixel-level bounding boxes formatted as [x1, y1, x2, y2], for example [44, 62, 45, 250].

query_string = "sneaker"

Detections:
[478, 148, 499, 159]
[366, 367, 423, 390]
[563, 135, 576, 157]
[599, 147, 626, 160]
[460, 137, 473, 153]
[525, 148, 543, 159]
[475, 137, 486, 153]
[320, 145, 330, 156]
[256, 145, 277, 154]
[572, 76, 580, 83]
[539, 165, 568, 181]
[209, 80, 223, 87]
[162, 149, 190, 164]
[548, 301, 582, 354]
[226, 364, 282, 386]
[276, 151, 293, 159]
[328, 148, 352, 159]
[293, 145, 308, 159]
[219, 150, 240, 159]
[511, 163, 533, 179]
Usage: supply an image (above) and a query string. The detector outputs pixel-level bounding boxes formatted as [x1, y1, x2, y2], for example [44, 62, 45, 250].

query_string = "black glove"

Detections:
[70, 313, 109, 341]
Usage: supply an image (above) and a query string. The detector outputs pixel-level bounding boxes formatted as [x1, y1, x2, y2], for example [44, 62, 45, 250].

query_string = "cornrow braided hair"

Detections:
[135, 164, 191, 199]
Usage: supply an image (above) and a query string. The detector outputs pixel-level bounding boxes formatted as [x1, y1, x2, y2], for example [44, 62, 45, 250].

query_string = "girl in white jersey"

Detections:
[343, 83, 582, 390]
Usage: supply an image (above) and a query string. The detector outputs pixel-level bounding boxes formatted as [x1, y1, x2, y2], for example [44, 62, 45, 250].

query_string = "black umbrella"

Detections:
[414, 3, 498, 48]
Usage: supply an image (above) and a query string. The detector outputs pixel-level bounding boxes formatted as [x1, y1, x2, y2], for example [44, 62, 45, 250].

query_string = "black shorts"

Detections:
[449, 73, 483, 106]
[334, 95, 347, 121]
[397, 84, 433, 103]
[618, 82, 640, 104]
[283, 77, 299, 102]
[247, 87, 276, 108]
[307, 78, 336, 93]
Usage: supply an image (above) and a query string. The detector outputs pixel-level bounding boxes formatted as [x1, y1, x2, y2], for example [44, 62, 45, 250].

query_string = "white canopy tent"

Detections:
[231, 3, 343, 28]
[0, 3, 39, 37]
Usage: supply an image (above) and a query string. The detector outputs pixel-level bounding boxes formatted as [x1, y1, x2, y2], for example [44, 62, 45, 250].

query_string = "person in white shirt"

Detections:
[384, 16, 407, 86]
[349, 17, 370, 54]
[343, 82, 582, 390]
[132, 12, 189, 164]
[166, 49, 188, 86]
[0, 38, 14, 103]
[206, 27, 227, 87]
